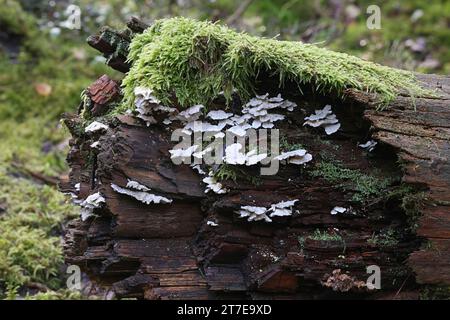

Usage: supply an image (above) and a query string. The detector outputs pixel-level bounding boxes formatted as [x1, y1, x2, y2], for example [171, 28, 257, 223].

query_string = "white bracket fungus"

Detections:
[80, 192, 105, 221]
[134, 87, 178, 126]
[85, 121, 109, 133]
[224, 143, 246, 165]
[126, 179, 151, 192]
[224, 143, 267, 166]
[207, 110, 233, 120]
[191, 164, 206, 175]
[227, 124, 252, 137]
[241, 93, 295, 130]
[236, 199, 299, 222]
[269, 199, 299, 217]
[111, 183, 172, 204]
[169, 145, 199, 161]
[90, 141, 100, 149]
[183, 120, 227, 133]
[359, 140, 377, 152]
[177, 104, 204, 122]
[236, 206, 272, 223]
[303, 105, 341, 135]
[206, 220, 219, 227]
[331, 206, 347, 215]
[202, 174, 228, 194]
[275, 149, 313, 165]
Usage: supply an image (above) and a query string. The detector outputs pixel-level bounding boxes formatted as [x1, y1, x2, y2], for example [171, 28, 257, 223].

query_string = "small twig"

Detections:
[225, 0, 255, 25]
[11, 162, 59, 186]
[27, 282, 50, 293]
[395, 273, 411, 297]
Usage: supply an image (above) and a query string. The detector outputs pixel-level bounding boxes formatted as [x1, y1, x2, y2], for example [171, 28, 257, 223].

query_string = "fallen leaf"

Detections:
[34, 83, 52, 96]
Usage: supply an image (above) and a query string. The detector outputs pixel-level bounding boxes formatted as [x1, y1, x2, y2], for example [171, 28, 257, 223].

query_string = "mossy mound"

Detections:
[122, 17, 430, 111]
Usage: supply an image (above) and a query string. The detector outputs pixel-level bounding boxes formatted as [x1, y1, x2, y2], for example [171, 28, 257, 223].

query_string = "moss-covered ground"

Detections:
[0, 0, 117, 299]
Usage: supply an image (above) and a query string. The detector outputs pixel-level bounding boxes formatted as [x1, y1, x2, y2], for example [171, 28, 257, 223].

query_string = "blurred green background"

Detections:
[0, 0, 449, 299]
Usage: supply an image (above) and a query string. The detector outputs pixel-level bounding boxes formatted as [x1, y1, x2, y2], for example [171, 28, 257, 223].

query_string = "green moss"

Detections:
[0, 0, 36, 36]
[0, 4, 114, 298]
[387, 184, 427, 231]
[279, 136, 304, 152]
[120, 17, 431, 114]
[311, 161, 391, 203]
[213, 164, 261, 185]
[309, 229, 343, 242]
[367, 228, 399, 248]
[420, 285, 450, 300]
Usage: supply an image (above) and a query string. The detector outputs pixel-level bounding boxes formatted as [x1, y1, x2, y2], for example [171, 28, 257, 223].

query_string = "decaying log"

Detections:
[60, 18, 450, 300]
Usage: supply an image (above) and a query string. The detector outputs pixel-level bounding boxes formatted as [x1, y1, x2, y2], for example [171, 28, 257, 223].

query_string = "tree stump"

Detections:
[60, 18, 450, 300]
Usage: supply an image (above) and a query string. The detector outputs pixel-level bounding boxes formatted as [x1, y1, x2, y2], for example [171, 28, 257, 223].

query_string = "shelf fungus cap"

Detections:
[268, 199, 299, 217]
[177, 104, 204, 122]
[80, 192, 105, 221]
[169, 145, 199, 160]
[359, 140, 377, 152]
[111, 183, 172, 204]
[304, 105, 341, 135]
[206, 220, 219, 227]
[85, 121, 109, 133]
[236, 205, 272, 223]
[331, 206, 347, 215]
[275, 149, 313, 165]
[207, 110, 233, 120]
[202, 175, 228, 194]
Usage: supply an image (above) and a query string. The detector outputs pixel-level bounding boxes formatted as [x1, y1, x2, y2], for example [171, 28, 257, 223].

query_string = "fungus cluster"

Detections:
[359, 140, 377, 152]
[331, 206, 347, 215]
[206, 220, 219, 227]
[275, 149, 313, 165]
[85, 121, 108, 133]
[111, 180, 172, 204]
[303, 105, 340, 135]
[224, 143, 267, 166]
[202, 173, 228, 194]
[235, 199, 299, 222]
[134, 87, 177, 126]
[80, 192, 105, 221]
[241, 93, 296, 129]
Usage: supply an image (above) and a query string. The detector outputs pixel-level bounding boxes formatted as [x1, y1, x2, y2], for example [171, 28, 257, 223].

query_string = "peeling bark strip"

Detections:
[60, 18, 450, 300]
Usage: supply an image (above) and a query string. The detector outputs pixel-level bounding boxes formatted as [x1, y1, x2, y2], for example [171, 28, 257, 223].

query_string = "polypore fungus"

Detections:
[206, 220, 219, 227]
[359, 140, 377, 152]
[269, 199, 299, 217]
[85, 121, 109, 133]
[203, 173, 228, 194]
[236, 199, 299, 222]
[111, 183, 172, 204]
[331, 206, 347, 215]
[224, 143, 267, 166]
[80, 192, 105, 221]
[134, 87, 178, 126]
[303, 105, 341, 135]
[275, 149, 313, 165]
[236, 206, 272, 223]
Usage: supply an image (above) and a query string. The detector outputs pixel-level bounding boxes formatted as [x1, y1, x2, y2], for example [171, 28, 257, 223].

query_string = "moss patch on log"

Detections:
[120, 17, 431, 113]
[310, 161, 392, 203]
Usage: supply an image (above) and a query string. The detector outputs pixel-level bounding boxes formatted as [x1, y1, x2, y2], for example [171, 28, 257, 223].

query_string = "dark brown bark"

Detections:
[60, 19, 450, 300]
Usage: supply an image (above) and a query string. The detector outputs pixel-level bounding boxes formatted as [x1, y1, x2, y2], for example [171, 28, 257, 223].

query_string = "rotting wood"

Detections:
[60, 18, 450, 300]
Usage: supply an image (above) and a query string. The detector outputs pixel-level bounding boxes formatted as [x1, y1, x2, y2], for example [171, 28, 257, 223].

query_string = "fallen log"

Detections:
[60, 17, 450, 300]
